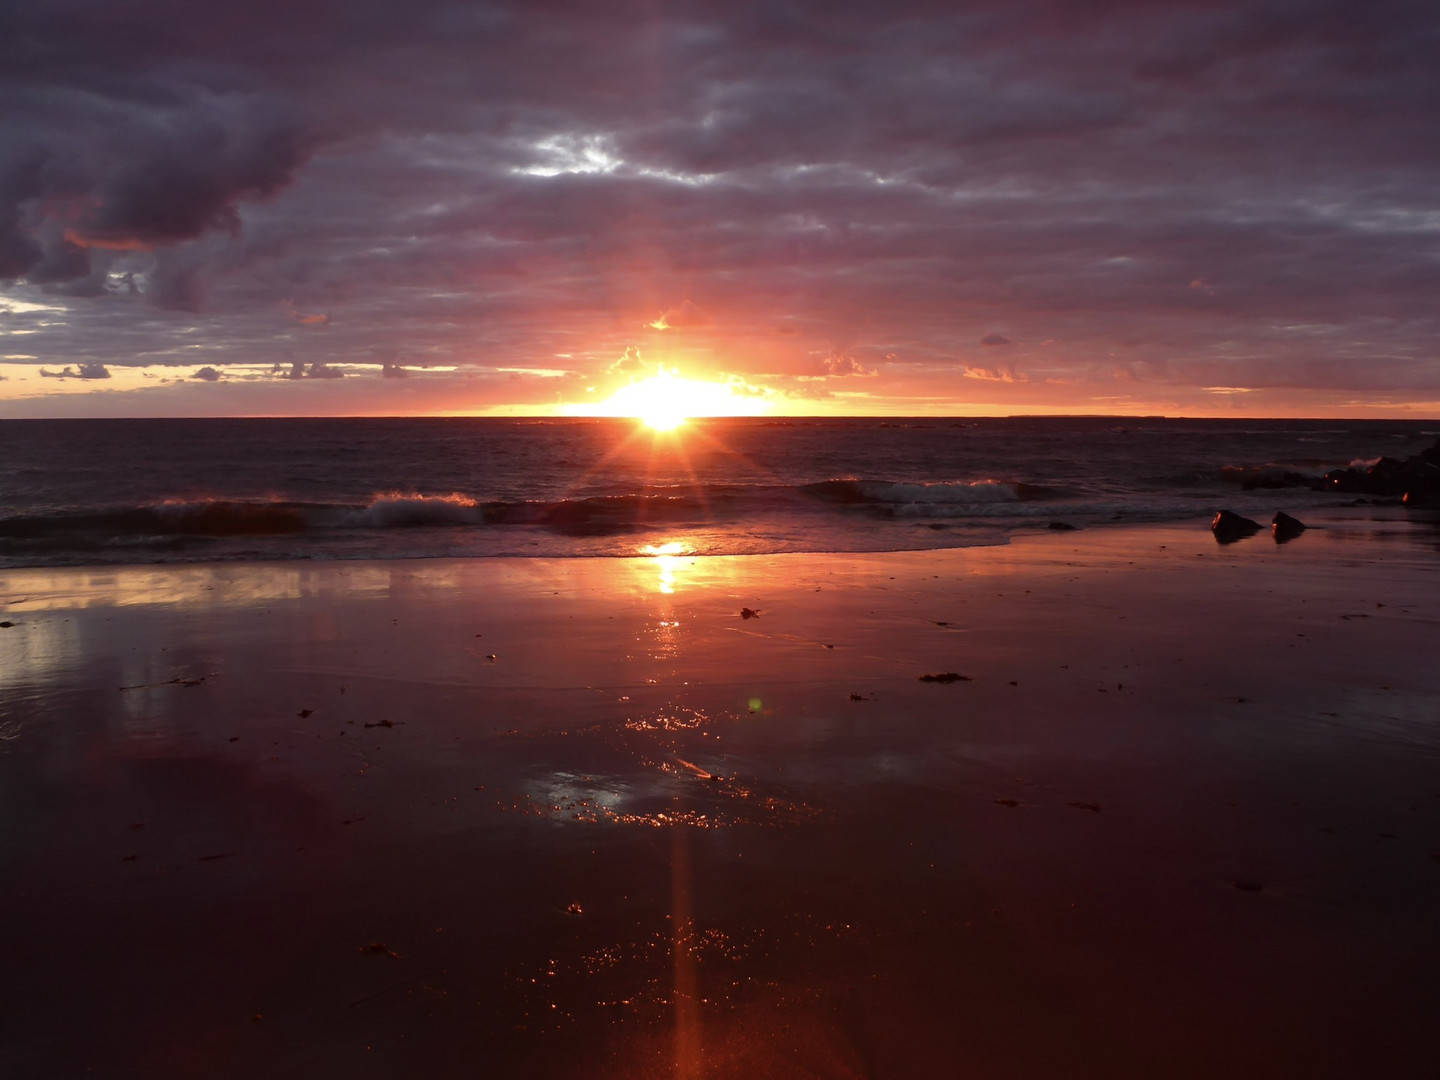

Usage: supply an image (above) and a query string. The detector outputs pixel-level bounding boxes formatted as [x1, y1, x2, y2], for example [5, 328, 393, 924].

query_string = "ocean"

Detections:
[0, 416, 1435, 568]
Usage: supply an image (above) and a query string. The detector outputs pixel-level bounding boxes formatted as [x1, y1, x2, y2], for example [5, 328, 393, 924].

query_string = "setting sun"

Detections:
[578, 369, 772, 428]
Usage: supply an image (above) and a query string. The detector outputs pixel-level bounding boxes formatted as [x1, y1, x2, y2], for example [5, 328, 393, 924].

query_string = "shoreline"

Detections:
[2, 522, 1438, 1077]
[1, 497, 1434, 575]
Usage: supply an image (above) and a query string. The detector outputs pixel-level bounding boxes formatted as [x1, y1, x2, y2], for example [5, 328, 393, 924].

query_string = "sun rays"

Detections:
[538, 413, 785, 554]
[577, 370, 773, 429]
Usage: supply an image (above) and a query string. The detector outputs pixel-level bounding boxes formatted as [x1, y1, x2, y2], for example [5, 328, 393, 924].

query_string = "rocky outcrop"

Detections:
[1320, 438, 1440, 499]
[1227, 438, 1440, 502]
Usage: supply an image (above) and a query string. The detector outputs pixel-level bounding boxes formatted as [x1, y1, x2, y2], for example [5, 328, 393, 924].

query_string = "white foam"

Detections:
[348, 492, 483, 528]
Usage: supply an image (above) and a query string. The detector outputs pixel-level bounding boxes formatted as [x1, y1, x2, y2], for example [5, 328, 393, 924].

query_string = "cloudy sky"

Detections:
[1, 0, 1437, 417]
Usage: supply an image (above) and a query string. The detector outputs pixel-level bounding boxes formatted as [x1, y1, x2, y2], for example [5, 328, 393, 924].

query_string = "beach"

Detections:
[2, 517, 1438, 1078]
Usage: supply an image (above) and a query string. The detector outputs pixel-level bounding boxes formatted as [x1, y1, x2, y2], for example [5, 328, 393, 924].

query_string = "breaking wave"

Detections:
[0, 476, 1064, 556]
[337, 492, 484, 528]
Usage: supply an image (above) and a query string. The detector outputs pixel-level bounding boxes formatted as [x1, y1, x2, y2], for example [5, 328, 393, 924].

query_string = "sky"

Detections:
[1, 0, 1437, 418]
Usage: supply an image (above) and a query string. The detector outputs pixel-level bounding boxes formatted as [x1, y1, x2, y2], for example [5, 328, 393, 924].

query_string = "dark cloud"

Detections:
[146, 257, 208, 312]
[0, 0, 1437, 412]
[40, 363, 111, 379]
[2, 96, 320, 292]
[273, 358, 344, 379]
[191, 366, 222, 381]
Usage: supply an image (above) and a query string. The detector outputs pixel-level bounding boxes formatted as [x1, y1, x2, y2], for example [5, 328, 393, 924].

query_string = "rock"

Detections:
[1222, 438, 1440, 498]
[1321, 437, 1440, 497]
[1272, 511, 1307, 543]
[740, 607, 760, 619]
[1211, 509, 1261, 543]
[1046, 521, 1077, 531]
[919, 672, 971, 683]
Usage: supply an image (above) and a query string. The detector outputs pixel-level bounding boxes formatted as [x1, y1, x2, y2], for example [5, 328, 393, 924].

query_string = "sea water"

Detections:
[0, 415, 1434, 567]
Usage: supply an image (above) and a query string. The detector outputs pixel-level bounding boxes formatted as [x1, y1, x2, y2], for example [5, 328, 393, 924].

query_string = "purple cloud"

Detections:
[0, 1, 1436, 414]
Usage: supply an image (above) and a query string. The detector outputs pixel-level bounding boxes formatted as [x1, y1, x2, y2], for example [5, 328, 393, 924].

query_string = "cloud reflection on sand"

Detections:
[0, 562, 397, 612]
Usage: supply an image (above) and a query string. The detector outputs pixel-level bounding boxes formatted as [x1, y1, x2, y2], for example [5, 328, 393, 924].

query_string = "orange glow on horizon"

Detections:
[570, 370, 773, 428]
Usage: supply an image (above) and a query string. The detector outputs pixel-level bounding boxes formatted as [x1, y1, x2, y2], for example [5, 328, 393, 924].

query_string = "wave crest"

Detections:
[344, 492, 483, 528]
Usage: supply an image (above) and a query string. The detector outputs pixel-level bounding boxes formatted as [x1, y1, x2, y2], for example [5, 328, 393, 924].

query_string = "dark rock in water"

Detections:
[1046, 521, 1077, 531]
[1320, 437, 1440, 497]
[1272, 511, 1307, 543]
[1211, 509, 1261, 543]
[919, 672, 971, 683]
[1234, 438, 1440, 498]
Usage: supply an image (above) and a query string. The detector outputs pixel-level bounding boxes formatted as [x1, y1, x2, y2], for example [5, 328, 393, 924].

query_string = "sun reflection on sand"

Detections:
[671, 823, 700, 1078]
[638, 540, 695, 595]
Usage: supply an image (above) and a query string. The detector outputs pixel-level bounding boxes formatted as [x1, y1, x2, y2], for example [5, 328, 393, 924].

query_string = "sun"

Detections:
[583, 369, 771, 428]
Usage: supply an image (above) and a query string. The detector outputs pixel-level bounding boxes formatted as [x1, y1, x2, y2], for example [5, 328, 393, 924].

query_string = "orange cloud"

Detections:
[281, 299, 330, 325]
[607, 344, 649, 376]
[819, 350, 876, 377]
[962, 363, 1027, 383]
[647, 300, 713, 331]
[62, 228, 151, 252]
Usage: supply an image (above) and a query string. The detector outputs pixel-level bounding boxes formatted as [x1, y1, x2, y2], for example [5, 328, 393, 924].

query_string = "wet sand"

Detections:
[2, 519, 1438, 1078]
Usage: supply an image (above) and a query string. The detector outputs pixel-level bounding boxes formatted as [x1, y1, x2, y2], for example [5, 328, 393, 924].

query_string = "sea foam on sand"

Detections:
[1, 518, 1437, 1079]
